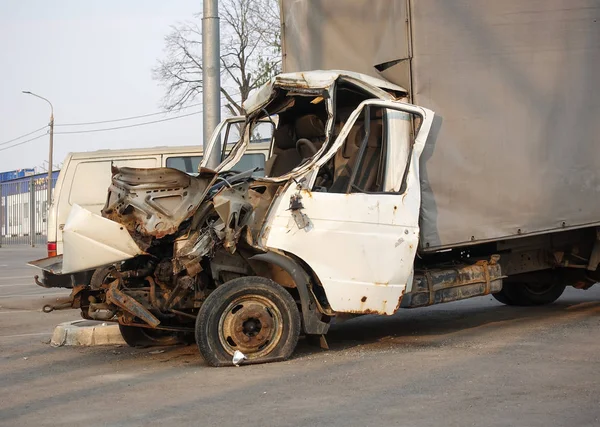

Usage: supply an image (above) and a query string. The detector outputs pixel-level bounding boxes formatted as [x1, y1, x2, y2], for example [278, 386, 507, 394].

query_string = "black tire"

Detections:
[90, 265, 118, 290]
[119, 324, 181, 347]
[195, 276, 301, 367]
[491, 289, 513, 305]
[495, 281, 566, 306]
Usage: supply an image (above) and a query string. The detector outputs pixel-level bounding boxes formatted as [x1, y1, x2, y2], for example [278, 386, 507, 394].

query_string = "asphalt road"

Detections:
[1, 246, 599, 427]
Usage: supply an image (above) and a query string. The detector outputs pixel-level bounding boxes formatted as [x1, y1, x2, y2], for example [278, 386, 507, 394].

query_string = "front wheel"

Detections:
[493, 281, 566, 306]
[119, 324, 182, 347]
[195, 277, 301, 367]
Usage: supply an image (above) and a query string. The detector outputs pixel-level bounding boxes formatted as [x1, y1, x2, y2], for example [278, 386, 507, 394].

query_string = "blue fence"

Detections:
[0, 171, 59, 247]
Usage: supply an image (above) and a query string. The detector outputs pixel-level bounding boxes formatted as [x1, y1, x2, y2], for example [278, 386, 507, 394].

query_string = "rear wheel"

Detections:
[195, 276, 301, 367]
[119, 324, 181, 347]
[491, 289, 513, 305]
[493, 281, 566, 306]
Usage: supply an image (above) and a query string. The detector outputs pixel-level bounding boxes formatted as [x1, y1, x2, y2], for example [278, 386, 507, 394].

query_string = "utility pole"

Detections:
[22, 91, 54, 214]
[202, 0, 221, 169]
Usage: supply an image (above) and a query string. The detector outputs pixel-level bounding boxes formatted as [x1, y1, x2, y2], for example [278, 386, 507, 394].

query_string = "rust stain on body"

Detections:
[344, 308, 387, 316]
[301, 188, 313, 198]
[395, 289, 406, 312]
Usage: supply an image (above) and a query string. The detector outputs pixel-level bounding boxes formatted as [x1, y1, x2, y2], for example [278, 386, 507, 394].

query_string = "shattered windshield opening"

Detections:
[213, 84, 331, 182]
[245, 88, 329, 179]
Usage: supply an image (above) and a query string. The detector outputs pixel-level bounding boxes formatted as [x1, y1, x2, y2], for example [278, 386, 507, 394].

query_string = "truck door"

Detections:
[264, 100, 434, 315]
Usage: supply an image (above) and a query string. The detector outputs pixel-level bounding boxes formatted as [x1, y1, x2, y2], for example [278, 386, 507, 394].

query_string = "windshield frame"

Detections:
[202, 75, 398, 181]
[198, 115, 246, 171]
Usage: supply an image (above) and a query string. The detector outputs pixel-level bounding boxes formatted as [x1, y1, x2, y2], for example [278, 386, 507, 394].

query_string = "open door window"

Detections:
[311, 99, 422, 195]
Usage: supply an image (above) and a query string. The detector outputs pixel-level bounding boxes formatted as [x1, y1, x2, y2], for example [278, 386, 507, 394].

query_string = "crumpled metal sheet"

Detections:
[243, 70, 407, 114]
[172, 183, 254, 274]
[172, 222, 226, 275]
[102, 166, 217, 243]
[213, 183, 255, 253]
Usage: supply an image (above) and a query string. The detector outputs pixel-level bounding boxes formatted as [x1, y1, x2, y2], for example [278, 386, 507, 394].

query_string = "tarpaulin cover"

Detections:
[281, 0, 600, 250]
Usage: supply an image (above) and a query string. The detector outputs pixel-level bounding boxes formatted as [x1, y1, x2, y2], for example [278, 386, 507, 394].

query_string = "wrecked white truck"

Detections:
[30, 70, 599, 366]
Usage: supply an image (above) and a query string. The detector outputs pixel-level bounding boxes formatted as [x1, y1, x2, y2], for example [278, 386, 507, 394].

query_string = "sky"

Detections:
[0, 1, 205, 173]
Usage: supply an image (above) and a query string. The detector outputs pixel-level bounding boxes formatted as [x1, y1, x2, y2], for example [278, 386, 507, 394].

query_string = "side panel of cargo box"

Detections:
[281, 0, 600, 251]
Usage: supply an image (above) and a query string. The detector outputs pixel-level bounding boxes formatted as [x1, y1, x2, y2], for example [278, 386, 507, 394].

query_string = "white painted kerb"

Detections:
[51, 320, 126, 347]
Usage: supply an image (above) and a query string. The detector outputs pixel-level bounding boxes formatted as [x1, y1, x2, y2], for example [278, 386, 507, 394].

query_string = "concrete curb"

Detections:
[51, 320, 126, 347]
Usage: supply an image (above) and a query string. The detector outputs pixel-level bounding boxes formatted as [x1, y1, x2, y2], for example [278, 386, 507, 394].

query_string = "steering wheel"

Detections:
[296, 138, 318, 159]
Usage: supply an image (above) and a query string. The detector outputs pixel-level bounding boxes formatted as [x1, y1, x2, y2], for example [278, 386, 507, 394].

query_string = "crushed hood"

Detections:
[102, 166, 217, 248]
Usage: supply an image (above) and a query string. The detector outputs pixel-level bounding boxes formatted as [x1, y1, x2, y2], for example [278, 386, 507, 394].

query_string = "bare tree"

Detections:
[154, 0, 281, 116]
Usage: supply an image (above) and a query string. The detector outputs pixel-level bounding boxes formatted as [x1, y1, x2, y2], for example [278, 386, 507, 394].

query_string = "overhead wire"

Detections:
[53, 109, 202, 135]
[0, 125, 48, 146]
[53, 90, 239, 127]
[1, 109, 202, 150]
[0, 133, 48, 152]
[54, 102, 203, 127]
[2, 91, 241, 151]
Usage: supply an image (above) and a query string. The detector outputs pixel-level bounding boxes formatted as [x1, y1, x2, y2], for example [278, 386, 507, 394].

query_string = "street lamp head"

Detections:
[22, 91, 54, 116]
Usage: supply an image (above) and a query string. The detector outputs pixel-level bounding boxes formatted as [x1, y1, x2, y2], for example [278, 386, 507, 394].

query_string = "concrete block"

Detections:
[51, 320, 126, 347]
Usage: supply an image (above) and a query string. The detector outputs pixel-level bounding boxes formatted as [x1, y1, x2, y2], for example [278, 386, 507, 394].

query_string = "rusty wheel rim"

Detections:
[92, 271, 118, 290]
[218, 295, 283, 358]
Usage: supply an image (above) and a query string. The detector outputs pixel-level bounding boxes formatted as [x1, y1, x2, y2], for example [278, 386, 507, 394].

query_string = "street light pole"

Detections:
[202, 0, 221, 169]
[22, 91, 54, 212]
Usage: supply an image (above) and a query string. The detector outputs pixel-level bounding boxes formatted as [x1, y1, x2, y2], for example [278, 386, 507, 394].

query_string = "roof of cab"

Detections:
[244, 69, 408, 114]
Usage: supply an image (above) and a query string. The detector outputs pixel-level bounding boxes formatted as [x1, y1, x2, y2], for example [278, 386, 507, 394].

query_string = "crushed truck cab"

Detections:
[30, 70, 502, 366]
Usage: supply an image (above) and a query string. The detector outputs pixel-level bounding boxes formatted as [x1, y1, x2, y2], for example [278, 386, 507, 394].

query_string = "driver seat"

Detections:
[265, 115, 326, 177]
[295, 115, 326, 159]
[264, 123, 301, 177]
